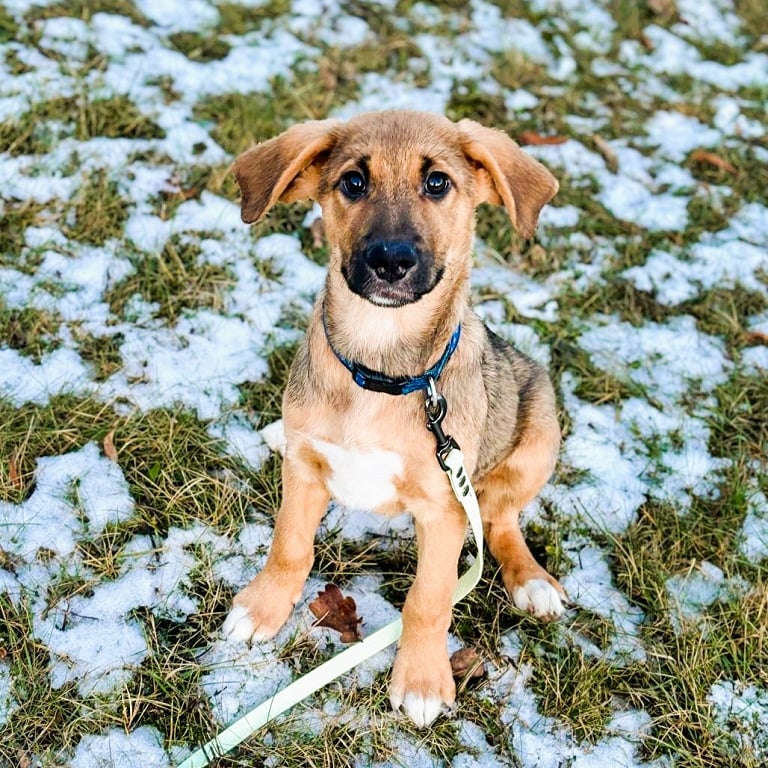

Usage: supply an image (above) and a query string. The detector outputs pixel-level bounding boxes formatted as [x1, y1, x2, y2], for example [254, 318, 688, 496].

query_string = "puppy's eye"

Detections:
[340, 170, 367, 200]
[424, 171, 451, 199]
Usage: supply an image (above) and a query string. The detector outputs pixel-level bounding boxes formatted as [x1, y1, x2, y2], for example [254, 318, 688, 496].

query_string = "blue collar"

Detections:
[323, 316, 461, 396]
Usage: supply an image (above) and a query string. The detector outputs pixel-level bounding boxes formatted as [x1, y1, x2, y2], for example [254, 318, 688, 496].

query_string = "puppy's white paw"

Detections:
[222, 605, 273, 642]
[260, 419, 286, 456]
[512, 578, 566, 620]
[390, 690, 445, 728]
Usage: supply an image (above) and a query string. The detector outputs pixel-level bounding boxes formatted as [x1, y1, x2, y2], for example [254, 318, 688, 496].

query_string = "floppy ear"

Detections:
[232, 119, 340, 223]
[457, 119, 558, 239]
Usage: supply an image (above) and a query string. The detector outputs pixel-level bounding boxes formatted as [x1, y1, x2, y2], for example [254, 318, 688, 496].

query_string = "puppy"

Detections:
[223, 110, 565, 727]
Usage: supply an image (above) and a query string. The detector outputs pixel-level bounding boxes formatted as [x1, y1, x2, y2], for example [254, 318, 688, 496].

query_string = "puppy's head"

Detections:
[233, 111, 557, 308]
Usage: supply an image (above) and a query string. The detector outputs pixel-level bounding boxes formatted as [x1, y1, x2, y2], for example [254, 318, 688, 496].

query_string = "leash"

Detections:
[178, 378, 483, 768]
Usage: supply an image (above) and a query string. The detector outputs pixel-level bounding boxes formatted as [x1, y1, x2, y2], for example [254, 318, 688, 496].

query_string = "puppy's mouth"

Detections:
[342, 240, 442, 307]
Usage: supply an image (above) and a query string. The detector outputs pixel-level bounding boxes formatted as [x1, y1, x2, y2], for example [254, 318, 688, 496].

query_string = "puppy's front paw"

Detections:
[222, 575, 298, 642]
[389, 646, 455, 728]
[222, 604, 274, 642]
[511, 578, 566, 620]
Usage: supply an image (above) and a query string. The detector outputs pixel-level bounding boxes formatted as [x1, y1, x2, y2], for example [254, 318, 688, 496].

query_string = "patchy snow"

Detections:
[708, 680, 768, 761]
[0, 443, 133, 560]
[0, 664, 17, 728]
[562, 544, 646, 663]
[493, 664, 664, 768]
[70, 726, 171, 768]
[623, 233, 768, 307]
[577, 315, 731, 406]
[665, 561, 750, 634]
[738, 485, 768, 564]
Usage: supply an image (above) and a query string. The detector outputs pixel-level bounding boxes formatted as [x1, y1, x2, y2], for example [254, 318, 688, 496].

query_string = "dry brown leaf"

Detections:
[518, 131, 568, 146]
[0, 647, 7, 660]
[103, 430, 118, 462]
[309, 583, 363, 643]
[450, 647, 486, 680]
[8, 456, 22, 490]
[743, 330, 768, 346]
[689, 149, 738, 175]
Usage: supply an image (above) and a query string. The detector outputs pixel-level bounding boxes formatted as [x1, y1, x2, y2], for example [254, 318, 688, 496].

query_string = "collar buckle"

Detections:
[351, 365, 411, 395]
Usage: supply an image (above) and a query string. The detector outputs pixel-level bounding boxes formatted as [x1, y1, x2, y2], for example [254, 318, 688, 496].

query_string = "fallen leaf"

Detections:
[450, 647, 485, 680]
[0, 647, 7, 660]
[309, 583, 363, 643]
[518, 131, 568, 146]
[8, 455, 22, 490]
[743, 330, 768, 346]
[103, 430, 118, 462]
[689, 149, 738, 175]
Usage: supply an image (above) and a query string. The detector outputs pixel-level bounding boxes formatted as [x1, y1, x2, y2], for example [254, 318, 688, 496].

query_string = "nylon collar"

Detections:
[323, 313, 461, 396]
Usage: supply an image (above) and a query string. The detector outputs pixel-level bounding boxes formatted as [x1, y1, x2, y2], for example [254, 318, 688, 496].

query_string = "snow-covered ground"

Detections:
[1, 0, 767, 765]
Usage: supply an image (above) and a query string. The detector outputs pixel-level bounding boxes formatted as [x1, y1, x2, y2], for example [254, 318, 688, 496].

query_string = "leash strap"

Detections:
[178, 390, 482, 768]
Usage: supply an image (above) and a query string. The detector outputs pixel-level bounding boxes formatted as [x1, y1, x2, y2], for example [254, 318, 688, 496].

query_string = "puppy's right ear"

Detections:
[232, 119, 339, 223]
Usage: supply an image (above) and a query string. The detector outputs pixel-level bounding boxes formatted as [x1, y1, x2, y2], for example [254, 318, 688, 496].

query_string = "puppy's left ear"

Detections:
[457, 119, 558, 239]
[232, 119, 340, 223]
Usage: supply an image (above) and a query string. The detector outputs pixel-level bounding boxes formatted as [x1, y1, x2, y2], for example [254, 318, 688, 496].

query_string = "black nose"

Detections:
[365, 241, 417, 283]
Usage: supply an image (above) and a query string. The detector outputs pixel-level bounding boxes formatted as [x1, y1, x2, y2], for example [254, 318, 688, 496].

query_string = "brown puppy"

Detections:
[223, 110, 565, 727]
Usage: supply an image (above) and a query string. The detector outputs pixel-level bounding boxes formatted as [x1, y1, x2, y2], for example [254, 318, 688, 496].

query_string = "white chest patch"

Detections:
[310, 438, 404, 511]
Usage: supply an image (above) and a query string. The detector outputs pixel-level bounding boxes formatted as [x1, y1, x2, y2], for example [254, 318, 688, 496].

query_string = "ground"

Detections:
[0, 0, 767, 766]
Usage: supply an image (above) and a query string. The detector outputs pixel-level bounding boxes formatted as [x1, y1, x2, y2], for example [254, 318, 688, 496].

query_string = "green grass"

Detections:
[0, 94, 164, 157]
[63, 170, 132, 245]
[23, 0, 151, 26]
[168, 31, 231, 62]
[106, 238, 235, 323]
[0, 303, 61, 363]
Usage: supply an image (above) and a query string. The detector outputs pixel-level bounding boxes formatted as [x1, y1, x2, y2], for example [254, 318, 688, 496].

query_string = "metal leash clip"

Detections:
[425, 376, 460, 472]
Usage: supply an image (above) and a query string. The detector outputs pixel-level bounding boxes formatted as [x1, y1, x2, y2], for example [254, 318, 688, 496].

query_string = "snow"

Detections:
[738, 486, 768, 563]
[562, 545, 646, 663]
[0, 664, 17, 728]
[71, 726, 171, 768]
[708, 680, 768, 760]
[665, 561, 750, 634]
[1, 0, 766, 764]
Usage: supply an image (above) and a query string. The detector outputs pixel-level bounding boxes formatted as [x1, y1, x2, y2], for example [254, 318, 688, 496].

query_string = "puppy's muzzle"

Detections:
[366, 241, 417, 284]
[344, 239, 439, 307]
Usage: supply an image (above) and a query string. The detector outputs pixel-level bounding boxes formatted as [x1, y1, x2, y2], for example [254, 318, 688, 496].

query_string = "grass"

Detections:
[1, 0, 767, 766]
[106, 237, 236, 323]
[0, 303, 61, 363]
[0, 94, 164, 157]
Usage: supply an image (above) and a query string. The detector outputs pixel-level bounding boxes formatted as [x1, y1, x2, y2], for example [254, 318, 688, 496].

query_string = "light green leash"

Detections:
[179, 380, 483, 768]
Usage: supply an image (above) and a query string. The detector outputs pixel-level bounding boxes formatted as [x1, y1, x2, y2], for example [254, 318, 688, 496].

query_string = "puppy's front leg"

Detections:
[390, 501, 466, 727]
[224, 453, 329, 642]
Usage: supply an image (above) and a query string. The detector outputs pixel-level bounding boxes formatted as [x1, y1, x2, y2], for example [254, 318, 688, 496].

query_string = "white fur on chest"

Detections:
[311, 438, 403, 510]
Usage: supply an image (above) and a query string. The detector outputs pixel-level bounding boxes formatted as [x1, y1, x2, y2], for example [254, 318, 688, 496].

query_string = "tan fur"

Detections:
[225, 110, 565, 726]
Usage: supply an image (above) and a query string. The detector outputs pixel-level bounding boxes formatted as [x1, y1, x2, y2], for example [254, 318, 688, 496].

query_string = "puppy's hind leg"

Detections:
[477, 402, 566, 621]
[224, 452, 329, 641]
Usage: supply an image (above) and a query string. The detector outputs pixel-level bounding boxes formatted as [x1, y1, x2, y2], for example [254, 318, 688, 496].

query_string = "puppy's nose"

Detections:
[365, 241, 417, 283]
